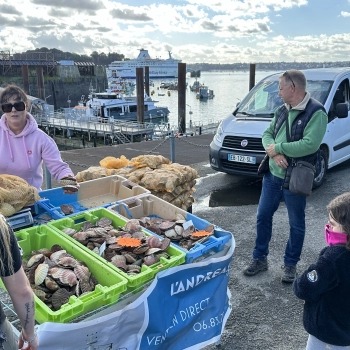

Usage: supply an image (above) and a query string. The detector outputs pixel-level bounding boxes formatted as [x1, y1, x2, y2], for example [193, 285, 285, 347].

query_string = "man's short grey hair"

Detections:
[280, 70, 306, 90]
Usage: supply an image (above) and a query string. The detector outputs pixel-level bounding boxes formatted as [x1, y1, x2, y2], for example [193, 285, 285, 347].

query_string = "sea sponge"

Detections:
[100, 155, 130, 169]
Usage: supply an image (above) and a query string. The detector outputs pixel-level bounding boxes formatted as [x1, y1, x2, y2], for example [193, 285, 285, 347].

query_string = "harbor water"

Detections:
[150, 70, 278, 128]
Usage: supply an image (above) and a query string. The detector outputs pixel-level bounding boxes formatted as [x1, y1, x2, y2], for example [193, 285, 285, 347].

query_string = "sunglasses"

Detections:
[284, 71, 295, 88]
[1, 101, 26, 113]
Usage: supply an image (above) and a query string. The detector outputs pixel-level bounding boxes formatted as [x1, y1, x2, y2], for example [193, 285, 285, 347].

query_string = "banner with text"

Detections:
[37, 238, 234, 350]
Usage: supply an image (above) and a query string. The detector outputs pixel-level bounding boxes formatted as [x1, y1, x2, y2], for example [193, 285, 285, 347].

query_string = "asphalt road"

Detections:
[59, 135, 350, 349]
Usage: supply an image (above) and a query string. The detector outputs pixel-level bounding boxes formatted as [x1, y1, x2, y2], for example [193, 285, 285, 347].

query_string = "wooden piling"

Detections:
[136, 68, 144, 123]
[36, 66, 45, 100]
[178, 62, 186, 133]
[249, 64, 256, 91]
[145, 66, 150, 96]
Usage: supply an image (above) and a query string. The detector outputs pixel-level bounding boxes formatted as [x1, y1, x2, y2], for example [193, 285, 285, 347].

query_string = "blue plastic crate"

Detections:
[107, 195, 233, 263]
[35, 175, 150, 220]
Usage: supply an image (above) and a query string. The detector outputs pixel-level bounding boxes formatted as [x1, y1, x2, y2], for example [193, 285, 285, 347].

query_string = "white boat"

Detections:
[196, 87, 215, 99]
[74, 89, 169, 123]
[106, 49, 181, 79]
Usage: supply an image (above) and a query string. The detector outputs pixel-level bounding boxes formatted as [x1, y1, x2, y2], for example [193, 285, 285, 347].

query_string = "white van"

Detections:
[209, 68, 350, 187]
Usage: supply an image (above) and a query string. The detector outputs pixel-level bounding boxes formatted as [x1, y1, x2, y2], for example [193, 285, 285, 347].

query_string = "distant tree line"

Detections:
[12, 48, 350, 70]
[14, 47, 128, 65]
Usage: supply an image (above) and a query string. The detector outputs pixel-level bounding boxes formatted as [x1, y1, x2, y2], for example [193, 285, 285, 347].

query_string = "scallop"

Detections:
[58, 269, 77, 286]
[61, 227, 77, 236]
[34, 263, 49, 286]
[50, 250, 67, 264]
[74, 265, 91, 281]
[52, 288, 71, 311]
[27, 253, 44, 268]
[96, 217, 112, 227]
[58, 256, 80, 268]
[159, 221, 176, 231]
[44, 276, 60, 291]
[143, 254, 160, 266]
[160, 237, 171, 251]
[147, 236, 162, 248]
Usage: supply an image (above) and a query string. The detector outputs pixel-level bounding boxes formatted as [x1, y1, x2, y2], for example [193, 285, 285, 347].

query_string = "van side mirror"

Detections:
[335, 103, 349, 118]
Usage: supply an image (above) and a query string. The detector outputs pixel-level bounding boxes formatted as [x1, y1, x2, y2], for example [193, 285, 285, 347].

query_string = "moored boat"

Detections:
[74, 89, 169, 123]
[106, 49, 181, 79]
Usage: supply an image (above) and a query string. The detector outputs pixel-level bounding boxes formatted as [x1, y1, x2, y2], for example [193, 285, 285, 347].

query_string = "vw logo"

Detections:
[241, 140, 248, 147]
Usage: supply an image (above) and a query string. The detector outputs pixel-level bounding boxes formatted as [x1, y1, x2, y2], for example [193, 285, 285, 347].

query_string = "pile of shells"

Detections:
[23, 245, 98, 311]
[138, 213, 215, 251]
[60, 217, 172, 275]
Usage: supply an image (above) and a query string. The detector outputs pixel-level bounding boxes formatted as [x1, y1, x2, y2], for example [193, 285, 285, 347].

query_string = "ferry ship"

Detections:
[106, 49, 181, 79]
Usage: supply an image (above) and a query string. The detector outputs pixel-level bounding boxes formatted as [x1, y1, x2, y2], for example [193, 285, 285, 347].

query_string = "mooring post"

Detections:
[170, 131, 175, 162]
[249, 63, 256, 91]
[136, 68, 145, 123]
[145, 66, 150, 97]
[178, 63, 187, 133]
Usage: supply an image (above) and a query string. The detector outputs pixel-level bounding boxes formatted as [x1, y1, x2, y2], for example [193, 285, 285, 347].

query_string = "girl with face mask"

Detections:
[293, 192, 350, 350]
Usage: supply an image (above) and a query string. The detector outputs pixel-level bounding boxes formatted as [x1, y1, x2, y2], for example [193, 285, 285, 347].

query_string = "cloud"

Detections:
[340, 11, 350, 17]
[201, 21, 222, 31]
[110, 8, 152, 21]
[0, 4, 21, 14]
[30, 0, 103, 11]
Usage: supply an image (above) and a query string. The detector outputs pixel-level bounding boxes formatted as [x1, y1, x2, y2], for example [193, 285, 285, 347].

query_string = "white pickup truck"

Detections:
[209, 68, 350, 188]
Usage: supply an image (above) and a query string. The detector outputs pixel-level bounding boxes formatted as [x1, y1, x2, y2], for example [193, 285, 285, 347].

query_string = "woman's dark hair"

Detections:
[327, 192, 350, 250]
[0, 85, 29, 110]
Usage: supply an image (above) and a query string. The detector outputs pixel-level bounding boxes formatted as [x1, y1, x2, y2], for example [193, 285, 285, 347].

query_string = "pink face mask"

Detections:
[324, 224, 349, 246]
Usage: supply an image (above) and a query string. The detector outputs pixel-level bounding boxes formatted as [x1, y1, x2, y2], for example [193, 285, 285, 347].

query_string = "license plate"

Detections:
[228, 154, 256, 164]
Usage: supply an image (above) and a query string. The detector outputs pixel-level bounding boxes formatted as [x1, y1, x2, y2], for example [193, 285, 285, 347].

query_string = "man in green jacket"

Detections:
[243, 70, 328, 283]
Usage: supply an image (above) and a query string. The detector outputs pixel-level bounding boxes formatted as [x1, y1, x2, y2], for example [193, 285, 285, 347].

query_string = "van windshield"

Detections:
[235, 78, 333, 117]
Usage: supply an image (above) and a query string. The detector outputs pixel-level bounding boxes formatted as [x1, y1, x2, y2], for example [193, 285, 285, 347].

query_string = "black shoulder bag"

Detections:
[285, 117, 315, 196]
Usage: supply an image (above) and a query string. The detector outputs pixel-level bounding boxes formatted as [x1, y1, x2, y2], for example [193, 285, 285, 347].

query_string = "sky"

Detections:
[1, 0, 350, 64]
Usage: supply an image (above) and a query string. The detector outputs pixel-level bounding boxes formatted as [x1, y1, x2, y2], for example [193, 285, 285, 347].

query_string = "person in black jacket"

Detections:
[293, 192, 350, 349]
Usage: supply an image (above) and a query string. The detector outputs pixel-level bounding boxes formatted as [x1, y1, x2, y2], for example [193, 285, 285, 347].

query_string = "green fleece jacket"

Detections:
[262, 92, 328, 179]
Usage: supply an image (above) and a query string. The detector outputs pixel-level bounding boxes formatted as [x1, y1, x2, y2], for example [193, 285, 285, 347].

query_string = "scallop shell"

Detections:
[174, 225, 184, 236]
[50, 250, 67, 264]
[44, 276, 60, 291]
[132, 243, 149, 255]
[144, 247, 162, 256]
[51, 244, 64, 253]
[32, 288, 47, 301]
[48, 267, 66, 279]
[35, 263, 49, 285]
[143, 254, 160, 266]
[132, 231, 147, 240]
[72, 231, 89, 242]
[147, 236, 162, 248]
[175, 213, 186, 221]
[32, 248, 52, 257]
[58, 269, 77, 286]
[159, 221, 176, 231]
[160, 237, 171, 251]
[79, 278, 94, 294]
[51, 288, 71, 311]
[74, 265, 91, 281]
[60, 204, 74, 215]
[60, 176, 77, 186]
[123, 219, 142, 233]
[96, 217, 112, 227]
[204, 224, 215, 234]
[62, 184, 79, 192]
[58, 256, 80, 268]
[62, 227, 77, 236]
[82, 221, 95, 231]
[164, 229, 177, 238]
[27, 253, 44, 268]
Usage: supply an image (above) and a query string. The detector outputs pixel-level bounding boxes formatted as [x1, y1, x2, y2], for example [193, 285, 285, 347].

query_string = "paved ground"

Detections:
[58, 135, 350, 350]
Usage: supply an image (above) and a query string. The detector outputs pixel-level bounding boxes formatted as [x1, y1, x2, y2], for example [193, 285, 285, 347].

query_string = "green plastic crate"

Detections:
[48, 208, 186, 289]
[14, 225, 128, 324]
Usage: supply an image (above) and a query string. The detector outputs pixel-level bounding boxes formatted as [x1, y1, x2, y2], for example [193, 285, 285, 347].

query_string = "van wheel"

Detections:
[313, 149, 327, 189]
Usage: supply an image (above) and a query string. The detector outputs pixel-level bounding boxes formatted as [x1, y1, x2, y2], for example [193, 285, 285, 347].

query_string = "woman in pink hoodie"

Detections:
[0, 85, 78, 191]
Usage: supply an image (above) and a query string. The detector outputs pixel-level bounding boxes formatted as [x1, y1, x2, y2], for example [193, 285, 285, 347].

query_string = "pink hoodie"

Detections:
[0, 112, 73, 190]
